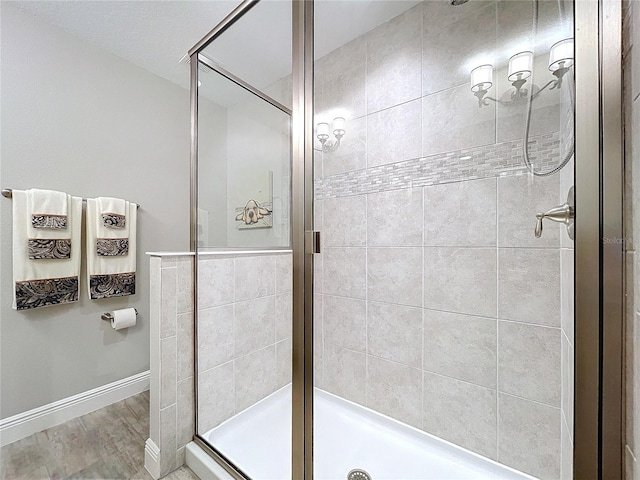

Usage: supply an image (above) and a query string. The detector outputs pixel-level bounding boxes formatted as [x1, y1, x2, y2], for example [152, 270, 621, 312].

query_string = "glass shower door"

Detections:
[193, 1, 294, 477]
[312, 1, 575, 479]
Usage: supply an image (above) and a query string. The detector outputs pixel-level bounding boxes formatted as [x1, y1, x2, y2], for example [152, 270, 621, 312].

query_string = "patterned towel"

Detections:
[86, 198, 137, 299]
[12, 190, 82, 310]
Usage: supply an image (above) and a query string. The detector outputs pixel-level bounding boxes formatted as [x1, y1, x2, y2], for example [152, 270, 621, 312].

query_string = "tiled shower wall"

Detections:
[312, 2, 571, 479]
[624, 1, 640, 478]
[196, 252, 292, 434]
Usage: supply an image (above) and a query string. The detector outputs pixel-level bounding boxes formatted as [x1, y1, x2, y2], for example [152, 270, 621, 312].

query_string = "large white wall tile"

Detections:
[424, 178, 497, 247]
[367, 99, 422, 168]
[234, 255, 276, 302]
[423, 309, 497, 389]
[197, 362, 234, 433]
[498, 248, 561, 327]
[561, 248, 574, 345]
[198, 305, 234, 371]
[365, 3, 422, 65]
[176, 259, 193, 315]
[323, 344, 366, 406]
[177, 378, 194, 450]
[197, 257, 234, 309]
[161, 267, 177, 339]
[423, 372, 497, 460]
[275, 292, 292, 342]
[323, 295, 366, 352]
[423, 247, 497, 317]
[275, 254, 292, 294]
[498, 393, 561, 480]
[276, 338, 292, 389]
[317, 64, 366, 119]
[561, 332, 574, 436]
[314, 293, 324, 390]
[627, 252, 636, 454]
[497, 173, 561, 248]
[160, 404, 177, 476]
[367, 188, 423, 247]
[367, 52, 421, 114]
[422, 84, 495, 157]
[367, 301, 422, 368]
[368, 247, 423, 307]
[322, 116, 367, 177]
[160, 336, 177, 409]
[177, 313, 193, 382]
[323, 195, 367, 247]
[366, 356, 422, 429]
[422, 1, 496, 95]
[315, 35, 366, 86]
[323, 247, 366, 299]
[561, 415, 572, 480]
[234, 296, 275, 357]
[498, 321, 561, 407]
[234, 346, 277, 413]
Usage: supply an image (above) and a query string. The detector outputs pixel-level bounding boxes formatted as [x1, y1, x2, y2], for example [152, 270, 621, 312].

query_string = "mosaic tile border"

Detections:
[315, 132, 564, 199]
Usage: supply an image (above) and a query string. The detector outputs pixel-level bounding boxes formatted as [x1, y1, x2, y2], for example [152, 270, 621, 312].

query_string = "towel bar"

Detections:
[101, 308, 139, 322]
[2, 188, 140, 209]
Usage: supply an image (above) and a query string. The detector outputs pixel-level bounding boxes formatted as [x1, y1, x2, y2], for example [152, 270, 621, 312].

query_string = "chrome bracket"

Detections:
[535, 186, 575, 240]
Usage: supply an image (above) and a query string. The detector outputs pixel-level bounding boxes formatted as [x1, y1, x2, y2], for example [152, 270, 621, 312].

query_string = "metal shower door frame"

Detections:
[187, 0, 625, 478]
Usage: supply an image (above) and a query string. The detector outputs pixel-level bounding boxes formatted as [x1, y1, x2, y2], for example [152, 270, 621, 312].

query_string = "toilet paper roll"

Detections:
[111, 308, 137, 330]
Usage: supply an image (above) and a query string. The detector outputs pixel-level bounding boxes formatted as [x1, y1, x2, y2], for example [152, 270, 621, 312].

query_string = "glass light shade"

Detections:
[470, 64, 493, 92]
[332, 117, 346, 136]
[317, 122, 330, 139]
[508, 51, 533, 82]
[548, 38, 574, 71]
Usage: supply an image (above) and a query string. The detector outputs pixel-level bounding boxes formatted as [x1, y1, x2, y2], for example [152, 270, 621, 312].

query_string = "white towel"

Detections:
[86, 198, 137, 299]
[12, 190, 82, 310]
[27, 189, 69, 230]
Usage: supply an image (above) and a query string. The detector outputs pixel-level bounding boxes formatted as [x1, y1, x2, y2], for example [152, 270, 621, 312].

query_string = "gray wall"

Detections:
[624, 1, 640, 478]
[0, 5, 190, 419]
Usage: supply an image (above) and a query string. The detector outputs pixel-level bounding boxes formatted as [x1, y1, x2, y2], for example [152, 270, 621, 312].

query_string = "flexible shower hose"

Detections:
[522, 0, 575, 177]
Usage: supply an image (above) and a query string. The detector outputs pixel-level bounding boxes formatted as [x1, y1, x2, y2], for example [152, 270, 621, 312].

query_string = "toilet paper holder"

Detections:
[101, 309, 138, 322]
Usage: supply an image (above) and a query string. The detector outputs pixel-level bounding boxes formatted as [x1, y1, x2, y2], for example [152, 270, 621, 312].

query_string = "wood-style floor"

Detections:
[0, 391, 199, 480]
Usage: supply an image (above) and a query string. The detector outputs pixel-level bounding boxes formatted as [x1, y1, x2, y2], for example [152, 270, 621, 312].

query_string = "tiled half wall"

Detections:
[196, 252, 292, 433]
[147, 254, 194, 479]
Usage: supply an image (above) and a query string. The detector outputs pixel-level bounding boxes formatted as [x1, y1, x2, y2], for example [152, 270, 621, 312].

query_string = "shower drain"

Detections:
[347, 469, 372, 480]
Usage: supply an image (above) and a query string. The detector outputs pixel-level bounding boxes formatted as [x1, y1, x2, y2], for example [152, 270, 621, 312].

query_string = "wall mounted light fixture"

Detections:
[316, 117, 346, 152]
[470, 38, 574, 108]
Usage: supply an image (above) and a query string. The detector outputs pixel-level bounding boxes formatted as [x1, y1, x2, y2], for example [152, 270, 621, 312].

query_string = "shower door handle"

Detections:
[305, 231, 321, 254]
[535, 186, 575, 240]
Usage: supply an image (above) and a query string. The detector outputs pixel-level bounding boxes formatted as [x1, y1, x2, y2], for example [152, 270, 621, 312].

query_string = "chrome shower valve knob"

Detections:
[535, 186, 575, 240]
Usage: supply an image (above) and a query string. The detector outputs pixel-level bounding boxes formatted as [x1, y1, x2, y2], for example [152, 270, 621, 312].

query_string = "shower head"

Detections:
[450, 0, 470, 5]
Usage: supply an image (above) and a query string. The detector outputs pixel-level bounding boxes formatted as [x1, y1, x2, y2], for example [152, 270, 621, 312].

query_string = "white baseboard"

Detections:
[145, 438, 161, 480]
[0, 370, 150, 447]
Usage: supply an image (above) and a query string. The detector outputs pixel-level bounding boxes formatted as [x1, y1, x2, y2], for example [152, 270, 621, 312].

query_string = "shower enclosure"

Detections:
[188, 0, 622, 479]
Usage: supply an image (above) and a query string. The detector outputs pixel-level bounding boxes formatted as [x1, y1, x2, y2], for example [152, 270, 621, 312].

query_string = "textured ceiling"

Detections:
[8, 0, 241, 90]
[8, 0, 421, 93]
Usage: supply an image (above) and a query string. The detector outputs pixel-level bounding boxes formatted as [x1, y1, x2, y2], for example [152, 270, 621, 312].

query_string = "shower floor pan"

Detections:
[203, 385, 534, 480]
